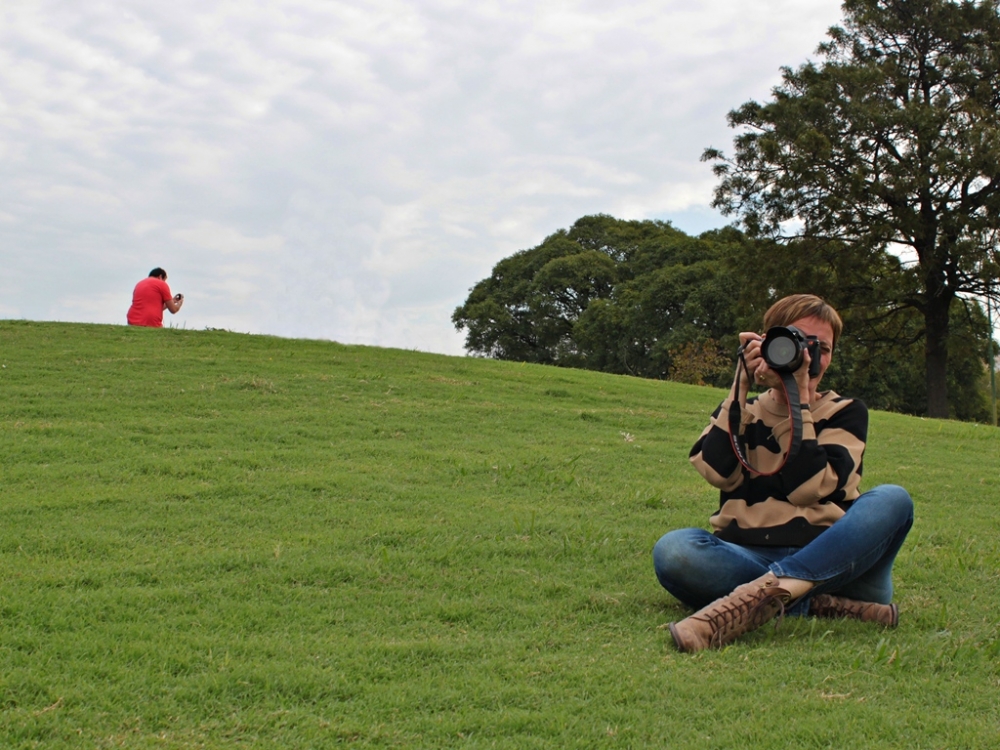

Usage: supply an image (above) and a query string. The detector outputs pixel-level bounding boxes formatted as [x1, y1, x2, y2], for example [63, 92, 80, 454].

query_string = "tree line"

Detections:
[453, 214, 994, 421]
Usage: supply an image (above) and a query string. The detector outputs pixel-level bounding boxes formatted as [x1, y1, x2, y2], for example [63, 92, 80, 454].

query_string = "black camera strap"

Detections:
[727, 349, 805, 476]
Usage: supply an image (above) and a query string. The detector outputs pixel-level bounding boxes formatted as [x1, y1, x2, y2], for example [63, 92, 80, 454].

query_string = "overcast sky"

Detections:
[0, 0, 848, 355]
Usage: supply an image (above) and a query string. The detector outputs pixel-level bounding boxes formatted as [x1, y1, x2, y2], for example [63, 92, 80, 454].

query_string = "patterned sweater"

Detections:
[689, 390, 868, 547]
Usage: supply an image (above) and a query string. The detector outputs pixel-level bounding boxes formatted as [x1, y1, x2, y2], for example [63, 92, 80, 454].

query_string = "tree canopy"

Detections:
[453, 216, 740, 384]
[704, 0, 1000, 418]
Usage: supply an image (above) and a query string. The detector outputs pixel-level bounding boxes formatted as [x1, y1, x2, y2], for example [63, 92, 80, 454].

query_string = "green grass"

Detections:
[1, 320, 998, 749]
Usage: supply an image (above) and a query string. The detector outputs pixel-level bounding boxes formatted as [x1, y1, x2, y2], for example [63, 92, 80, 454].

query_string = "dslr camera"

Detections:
[760, 325, 821, 378]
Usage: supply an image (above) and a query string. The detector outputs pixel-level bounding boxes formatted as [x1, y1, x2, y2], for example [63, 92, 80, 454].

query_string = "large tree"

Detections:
[704, 0, 1000, 418]
[452, 215, 739, 382]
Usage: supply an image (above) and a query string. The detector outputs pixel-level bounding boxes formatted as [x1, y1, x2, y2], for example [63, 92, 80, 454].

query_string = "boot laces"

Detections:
[705, 587, 788, 647]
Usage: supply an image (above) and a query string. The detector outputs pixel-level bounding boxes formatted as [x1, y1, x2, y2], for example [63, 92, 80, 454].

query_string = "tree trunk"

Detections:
[924, 291, 952, 419]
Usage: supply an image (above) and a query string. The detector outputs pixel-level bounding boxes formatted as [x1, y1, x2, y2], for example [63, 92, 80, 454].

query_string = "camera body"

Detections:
[761, 325, 821, 378]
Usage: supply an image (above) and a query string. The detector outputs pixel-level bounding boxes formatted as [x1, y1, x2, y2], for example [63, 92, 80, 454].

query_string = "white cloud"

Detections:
[0, 0, 846, 354]
[170, 222, 285, 256]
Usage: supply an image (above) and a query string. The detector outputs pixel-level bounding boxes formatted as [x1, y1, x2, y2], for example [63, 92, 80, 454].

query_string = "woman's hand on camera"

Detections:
[739, 333, 774, 382]
[734, 332, 773, 396]
[735, 331, 813, 400]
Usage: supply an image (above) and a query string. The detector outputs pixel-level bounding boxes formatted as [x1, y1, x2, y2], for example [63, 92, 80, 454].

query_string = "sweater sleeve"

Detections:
[689, 398, 744, 492]
[779, 398, 868, 507]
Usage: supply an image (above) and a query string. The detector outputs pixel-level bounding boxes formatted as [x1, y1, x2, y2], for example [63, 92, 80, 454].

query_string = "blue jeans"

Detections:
[652, 484, 913, 615]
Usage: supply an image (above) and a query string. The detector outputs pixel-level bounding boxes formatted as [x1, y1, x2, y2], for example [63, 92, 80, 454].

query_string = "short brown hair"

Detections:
[762, 294, 843, 349]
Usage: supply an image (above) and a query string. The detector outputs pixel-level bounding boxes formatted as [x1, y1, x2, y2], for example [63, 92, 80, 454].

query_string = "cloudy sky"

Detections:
[1, 0, 848, 355]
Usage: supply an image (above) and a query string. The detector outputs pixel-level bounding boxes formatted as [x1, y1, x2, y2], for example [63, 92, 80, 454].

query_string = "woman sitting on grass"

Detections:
[653, 294, 914, 652]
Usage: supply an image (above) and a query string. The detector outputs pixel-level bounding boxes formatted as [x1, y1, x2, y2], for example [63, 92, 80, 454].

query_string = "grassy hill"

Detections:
[1, 320, 998, 749]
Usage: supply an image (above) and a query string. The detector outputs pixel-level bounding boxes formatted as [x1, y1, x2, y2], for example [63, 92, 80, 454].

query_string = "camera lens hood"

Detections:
[761, 326, 807, 373]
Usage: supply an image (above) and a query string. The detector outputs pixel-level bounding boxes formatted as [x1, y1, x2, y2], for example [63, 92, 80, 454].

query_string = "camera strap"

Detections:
[727, 349, 804, 476]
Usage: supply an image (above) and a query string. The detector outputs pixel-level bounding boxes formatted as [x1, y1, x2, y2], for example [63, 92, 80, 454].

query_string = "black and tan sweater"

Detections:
[689, 390, 868, 547]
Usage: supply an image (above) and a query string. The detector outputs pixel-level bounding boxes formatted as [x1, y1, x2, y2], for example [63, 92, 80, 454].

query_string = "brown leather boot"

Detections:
[809, 594, 898, 627]
[668, 574, 791, 653]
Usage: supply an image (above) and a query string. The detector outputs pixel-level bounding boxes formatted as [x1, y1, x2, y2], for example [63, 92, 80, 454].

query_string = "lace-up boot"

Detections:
[668, 574, 791, 653]
[809, 594, 898, 627]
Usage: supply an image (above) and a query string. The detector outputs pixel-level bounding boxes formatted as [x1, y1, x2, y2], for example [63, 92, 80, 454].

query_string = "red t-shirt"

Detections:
[127, 277, 173, 327]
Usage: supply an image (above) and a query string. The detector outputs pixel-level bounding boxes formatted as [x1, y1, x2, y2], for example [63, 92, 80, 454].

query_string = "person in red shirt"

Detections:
[127, 267, 184, 327]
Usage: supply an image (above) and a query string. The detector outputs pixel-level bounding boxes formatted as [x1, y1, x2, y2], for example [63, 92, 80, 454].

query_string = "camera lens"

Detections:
[766, 337, 798, 368]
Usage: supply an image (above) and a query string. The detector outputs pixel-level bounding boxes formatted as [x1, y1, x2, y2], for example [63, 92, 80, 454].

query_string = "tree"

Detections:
[572, 226, 743, 381]
[450, 226, 620, 366]
[704, 0, 1000, 418]
[452, 215, 738, 381]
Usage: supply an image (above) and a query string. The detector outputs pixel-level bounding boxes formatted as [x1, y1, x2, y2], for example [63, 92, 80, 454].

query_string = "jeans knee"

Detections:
[871, 484, 914, 524]
[652, 528, 707, 583]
